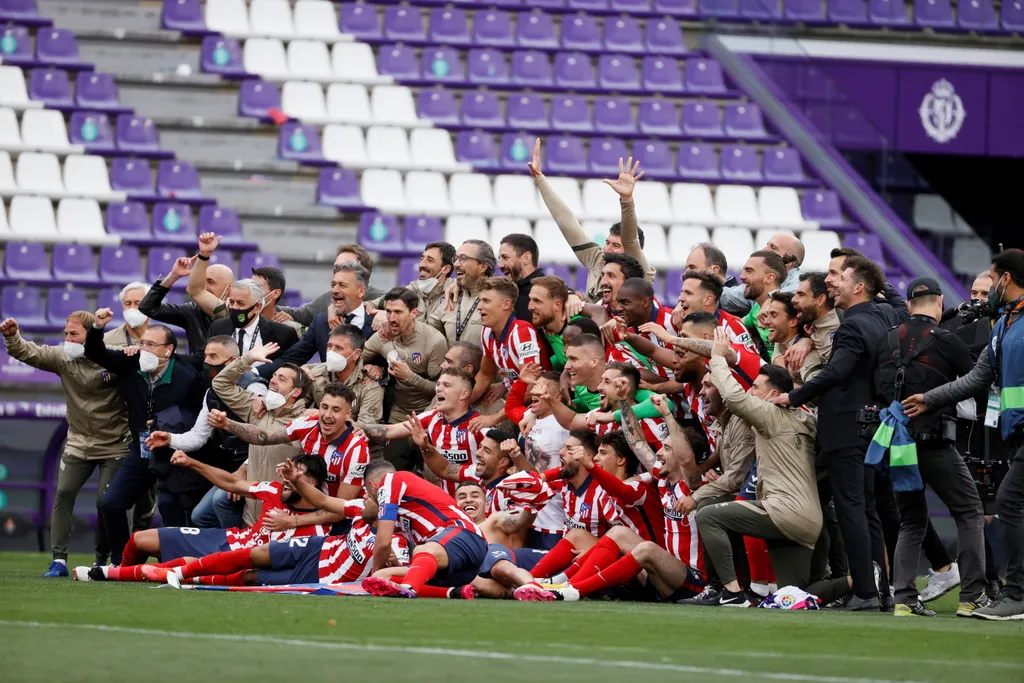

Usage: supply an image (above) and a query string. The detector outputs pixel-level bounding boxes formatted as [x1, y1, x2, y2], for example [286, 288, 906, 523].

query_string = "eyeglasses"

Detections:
[139, 340, 169, 350]
[454, 254, 481, 264]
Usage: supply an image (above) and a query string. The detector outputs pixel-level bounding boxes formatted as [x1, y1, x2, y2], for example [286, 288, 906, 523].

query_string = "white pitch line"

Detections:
[0, 620, 930, 683]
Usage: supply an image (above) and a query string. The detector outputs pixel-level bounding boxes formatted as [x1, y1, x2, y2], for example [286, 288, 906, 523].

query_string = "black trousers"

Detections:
[996, 443, 1024, 600]
[826, 445, 887, 597]
[98, 451, 155, 565]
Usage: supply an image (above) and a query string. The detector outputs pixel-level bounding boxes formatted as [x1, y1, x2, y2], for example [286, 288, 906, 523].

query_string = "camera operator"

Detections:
[904, 249, 1024, 621]
[873, 278, 985, 617]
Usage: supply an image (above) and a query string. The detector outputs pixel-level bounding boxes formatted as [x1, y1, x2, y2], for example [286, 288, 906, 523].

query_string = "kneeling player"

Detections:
[75, 452, 329, 582]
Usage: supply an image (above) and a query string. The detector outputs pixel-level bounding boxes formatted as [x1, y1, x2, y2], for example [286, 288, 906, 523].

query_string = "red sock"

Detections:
[416, 585, 452, 599]
[180, 548, 254, 579]
[153, 558, 187, 569]
[106, 565, 146, 582]
[528, 538, 577, 578]
[563, 545, 594, 580]
[401, 553, 439, 593]
[192, 571, 247, 586]
[120, 535, 146, 566]
[745, 537, 775, 584]
[572, 553, 643, 598]
[571, 536, 621, 583]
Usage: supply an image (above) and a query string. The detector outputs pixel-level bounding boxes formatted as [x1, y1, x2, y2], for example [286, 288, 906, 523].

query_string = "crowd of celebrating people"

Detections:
[11, 141, 1024, 621]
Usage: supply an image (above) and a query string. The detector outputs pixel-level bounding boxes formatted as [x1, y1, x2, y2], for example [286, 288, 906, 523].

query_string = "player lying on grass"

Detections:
[282, 457, 489, 599]
[144, 493, 409, 589]
[73, 452, 329, 582]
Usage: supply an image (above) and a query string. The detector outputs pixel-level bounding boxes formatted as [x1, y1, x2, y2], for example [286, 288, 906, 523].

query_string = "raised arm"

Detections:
[603, 157, 654, 283]
[617, 398, 659, 473]
[2, 320, 65, 373]
[537, 382, 588, 431]
[83, 310, 138, 376]
[139, 257, 195, 326]
[169, 451, 252, 495]
[208, 409, 292, 445]
[278, 459, 351, 515]
[623, 333, 677, 368]
[585, 461, 646, 507]
[187, 233, 229, 318]
[211, 355, 256, 420]
[656, 395, 701, 492]
[359, 420, 413, 444]
[917, 350, 996, 413]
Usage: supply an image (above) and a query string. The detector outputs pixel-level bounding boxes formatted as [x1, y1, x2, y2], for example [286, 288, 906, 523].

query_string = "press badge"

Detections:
[985, 387, 1001, 429]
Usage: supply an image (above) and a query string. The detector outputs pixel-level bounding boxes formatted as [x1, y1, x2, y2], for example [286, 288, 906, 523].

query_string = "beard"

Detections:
[559, 461, 579, 479]
[745, 282, 764, 301]
[797, 306, 817, 325]
[283, 490, 302, 506]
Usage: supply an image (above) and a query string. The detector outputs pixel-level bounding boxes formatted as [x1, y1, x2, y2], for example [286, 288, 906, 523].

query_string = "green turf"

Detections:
[1, 552, 1021, 683]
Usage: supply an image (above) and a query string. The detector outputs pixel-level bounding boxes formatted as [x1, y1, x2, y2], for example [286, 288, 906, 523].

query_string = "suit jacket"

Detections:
[207, 317, 299, 361]
[257, 306, 374, 378]
[138, 281, 212, 354]
[788, 301, 890, 453]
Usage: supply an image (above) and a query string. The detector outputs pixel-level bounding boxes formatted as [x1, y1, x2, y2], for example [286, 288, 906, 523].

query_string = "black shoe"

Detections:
[87, 566, 108, 581]
[835, 594, 881, 612]
[986, 579, 1004, 603]
[678, 585, 722, 606]
[716, 588, 754, 608]
[879, 592, 894, 613]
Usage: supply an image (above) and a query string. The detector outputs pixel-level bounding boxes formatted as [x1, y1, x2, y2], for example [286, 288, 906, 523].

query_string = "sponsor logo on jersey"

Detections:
[438, 447, 469, 463]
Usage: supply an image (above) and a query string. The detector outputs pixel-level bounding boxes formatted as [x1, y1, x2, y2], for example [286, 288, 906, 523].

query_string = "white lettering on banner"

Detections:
[920, 79, 965, 144]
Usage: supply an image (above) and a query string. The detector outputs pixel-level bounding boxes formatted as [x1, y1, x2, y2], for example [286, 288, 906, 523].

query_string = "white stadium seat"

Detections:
[405, 171, 450, 215]
[0, 151, 15, 195]
[445, 215, 489, 246]
[581, 178, 618, 221]
[801, 230, 841, 271]
[360, 168, 405, 213]
[715, 185, 761, 226]
[537, 219, 582, 265]
[243, 38, 289, 80]
[287, 40, 333, 81]
[21, 109, 79, 154]
[754, 228, 793, 249]
[9, 195, 58, 240]
[632, 181, 673, 225]
[326, 84, 372, 126]
[0, 66, 38, 111]
[410, 128, 464, 173]
[449, 173, 495, 215]
[57, 197, 117, 244]
[64, 155, 122, 201]
[638, 223, 671, 269]
[370, 86, 423, 127]
[0, 108, 25, 152]
[205, 0, 250, 37]
[249, 0, 295, 39]
[332, 43, 385, 83]
[294, 0, 344, 42]
[758, 186, 810, 230]
[671, 183, 716, 225]
[952, 237, 991, 276]
[367, 126, 412, 170]
[667, 225, 710, 263]
[913, 194, 958, 235]
[322, 124, 367, 167]
[281, 81, 328, 123]
[711, 227, 755, 271]
[581, 220, 609, 245]
[15, 151, 65, 196]
[543, 176, 584, 217]
[489, 217, 532, 252]
[494, 175, 540, 219]
[0, 200, 8, 235]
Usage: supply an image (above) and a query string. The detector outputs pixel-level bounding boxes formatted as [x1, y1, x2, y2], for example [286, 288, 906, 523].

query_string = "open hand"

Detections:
[263, 508, 297, 532]
[276, 458, 301, 483]
[518, 362, 542, 385]
[711, 328, 730, 359]
[602, 157, 644, 199]
[249, 341, 280, 364]
[406, 413, 430, 449]
[902, 394, 929, 418]
[639, 322, 671, 343]
[145, 431, 171, 449]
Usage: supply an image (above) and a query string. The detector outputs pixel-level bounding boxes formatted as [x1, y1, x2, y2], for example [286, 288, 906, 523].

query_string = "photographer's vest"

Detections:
[989, 302, 1024, 440]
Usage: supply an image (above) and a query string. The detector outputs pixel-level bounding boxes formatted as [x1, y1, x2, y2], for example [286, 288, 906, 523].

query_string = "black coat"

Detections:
[207, 316, 299, 359]
[138, 281, 212, 354]
[257, 307, 375, 379]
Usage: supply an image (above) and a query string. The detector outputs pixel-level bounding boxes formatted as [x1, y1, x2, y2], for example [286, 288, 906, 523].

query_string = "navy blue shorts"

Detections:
[424, 526, 488, 587]
[157, 527, 229, 561]
[513, 547, 547, 572]
[253, 536, 326, 586]
[527, 529, 562, 551]
[478, 544, 515, 579]
[738, 462, 758, 500]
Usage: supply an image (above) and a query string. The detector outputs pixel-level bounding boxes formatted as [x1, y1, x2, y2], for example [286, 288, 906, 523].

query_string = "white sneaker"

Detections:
[72, 566, 92, 582]
[166, 568, 182, 589]
[551, 585, 581, 602]
[920, 563, 960, 603]
[749, 582, 772, 598]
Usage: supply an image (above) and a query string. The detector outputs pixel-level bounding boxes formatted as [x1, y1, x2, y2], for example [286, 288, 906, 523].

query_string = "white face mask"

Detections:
[139, 350, 161, 372]
[326, 350, 350, 373]
[415, 276, 440, 295]
[264, 390, 288, 411]
[123, 308, 148, 329]
[63, 341, 85, 360]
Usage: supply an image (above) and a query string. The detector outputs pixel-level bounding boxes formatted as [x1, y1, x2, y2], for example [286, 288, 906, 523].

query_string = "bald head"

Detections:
[765, 233, 804, 271]
[206, 264, 235, 299]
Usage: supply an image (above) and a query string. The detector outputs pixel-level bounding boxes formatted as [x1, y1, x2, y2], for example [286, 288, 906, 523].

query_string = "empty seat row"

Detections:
[1, 284, 180, 331]
[271, 81, 422, 127]
[279, 123, 469, 173]
[912, 193, 975, 237]
[0, 108, 168, 157]
[0, 196, 117, 245]
[0, 66, 125, 113]
[227, 39, 388, 83]
[205, 0, 352, 41]
[0, 26, 90, 70]
[106, 203, 249, 246]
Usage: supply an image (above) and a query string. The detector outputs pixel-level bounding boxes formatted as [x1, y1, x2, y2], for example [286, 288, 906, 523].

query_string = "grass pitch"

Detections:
[1, 552, 1021, 683]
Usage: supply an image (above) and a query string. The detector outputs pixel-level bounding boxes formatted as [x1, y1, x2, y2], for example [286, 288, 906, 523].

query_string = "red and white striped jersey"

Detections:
[225, 481, 330, 549]
[456, 467, 556, 518]
[316, 501, 412, 584]
[588, 464, 665, 546]
[717, 309, 756, 352]
[481, 316, 548, 390]
[417, 408, 486, 498]
[285, 417, 370, 497]
[645, 465, 703, 573]
[377, 470, 485, 545]
[592, 415, 670, 454]
[548, 473, 621, 536]
[606, 341, 653, 372]
[629, 302, 677, 379]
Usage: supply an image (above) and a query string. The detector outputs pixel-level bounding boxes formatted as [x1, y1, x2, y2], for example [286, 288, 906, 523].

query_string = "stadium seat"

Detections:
[65, 154, 121, 202]
[450, 172, 495, 215]
[632, 140, 674, 178]
[534, 218, 580, 264]
[156, 160, 203, 199]
[2, 285, 46, 327]
[361, 168, 406, 213]
[642, 56, 684, 94]
[678, 143, 720, 180]
[594, 97, 636, 134]
[715, 185, 761, 226]
[461, 91, 504, 129]
[830, 0, 869, 21]
[542, 176, 585, 217]
[238, 80, 280, 119]
[340, 3, 382, 40]
[115, 115, 163, 156]
[52, 245, 99, 285]
[562, 14, 601, 51]
[28, 67, 73, 107]
[682, 102, 723, 137]
[75, 72, 122, 112]
[785, 0, 827, 21]
[915, 0, 954, 27]
[496, 175, 541, 219]
[512, 50, 554, 87]
[0, 108, 24, 152]
[105, 201, 151, 240]
[958, 0, 998, 29]
[287, 40, 333, 81]
[0, 66, 34, 110]
[110, 158, 155, 199]
[5, 240, 50, 281]
[206, 0, 250, 36]
[801, 189, 842, 226]
[0, 26, 33, 67]
[445, 214, 489, 246]
[36, 28, 86, 69]
[554, 52, 596, 89]
[590, 137, 629, 176]
[294, 0, 343, 42]
[199, 206, 244, 244]
[323, 124, 367, 166]
[763, 148, 804, 183]
[1003, 0, 1024, 29]
[801, 230, 842, 270]
[384, 6, 427, 42]
[367, 126, 413, 170]
[721, 145, 762, 181]
[332, 43, 382, 83]
[685, 58, 726, 94]
[633, 181, 674, 225]
[250, 0, 295, 39]
[474, 10, 515, 47]
[99, 244, 144, 283]
[8, 195, 57, 240]
[422, 47, 465, 84]
[403, 215, 443, 252]
[738, 0, 777, 18]
[317, 167, 362, 208]
[281, 81, 327, 123]
[517, 10, 558, 48]
[419, 88, 460, 126]
[370, 86, 421, 127]
[645, 19, 687, 55]
[638, 100, 681, 136]
[551, 95, 593, 133]
[870, 0, 910, 24]
[47, 286, 89, 325]
[430, 7, 471, 45]
[598, 54, 640, 91]
[724, 103, 767, 138]
[547, 135, 588, 174]
[152, 202, 197, 244]
[327, 84, 372, 126]
[16, 151, 64, 196]
[456, 130, 498, 168]
[201, 36, 246, 77]
[913, 194, 960, 235]
[668, 225, 711, 262]
[758, 186, 809, 229]
[56, 197, 113, 244]
[604, 17, 644, 53]
[358, 212, 404, 254]
[489, 217, 533, 247]
[240, 252, 280, 273]
[163, 0, 206, 33]
[952, 237, 991, 275]
[243, 38, 289, 80]
[843, 231, 884, 264]
[671, 183, 717, 225]
[640, 223, 672, 268]
[378, 44, 419, 80]
[507, 93, 547, 130]
[0, 150, 14, 194]
[278, 122, 324, 163]
[148, 246, 187, 285]
[582, 177, 619, 221]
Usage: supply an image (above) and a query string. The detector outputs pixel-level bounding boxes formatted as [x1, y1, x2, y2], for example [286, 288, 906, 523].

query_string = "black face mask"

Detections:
[229, 304, 257, 329]
[203, 362, 226, 379]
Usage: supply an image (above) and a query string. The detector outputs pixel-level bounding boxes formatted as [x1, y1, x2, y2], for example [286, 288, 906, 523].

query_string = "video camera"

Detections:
[957, 299, 996, 325]
[963, 454, 1009, 505]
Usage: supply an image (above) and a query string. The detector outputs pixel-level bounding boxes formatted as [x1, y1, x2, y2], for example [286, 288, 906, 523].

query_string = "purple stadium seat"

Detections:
[763, 148, 804, 182]
[915, 0, 954, 26]
[725, 103, 767, 138]
[801, 189, 842, 225]
[682, 102, 722, 137]
[561, 14, 602, 52]
[110, 158, 155, 199]
[829, 0, 869, 21]
[28, 67, 72, 107]
[593, 97, 636, 134]
[844, 232, 884, 263]
[603, 17, 644, 53]
[511, 49, 553, 87]
[238, 80, 280, 119]
[507, 93, 548, 130]
[638, 100, 681, 136]
[2, 286, 45, 327]
[517, 10, 558, 48]
[645, 20, 687, 56]
[1, 0, 44, 24]
[545, 263, 571, 286]
[739, 0, 782, 18]
[598, 54, 640, 91]
[0, 26, 33, 66]
[157, 161, 202, 199]
[152, 203, 197, 244]
[869, 0, 910, 24]
[720, 144, 763, 181]
[95, 288, 122, 323]
[455, 130, 499, 167]
[68, 112, 115, 153]
[613, 0, 653, 8]
[317, 168, 363, 209]
[35, 28, 86, 68]
[47, 287, 89, 324]
[378, 44, 419, 79]
[106, 202, 151, 240]
[460, 91, 504, 128]
[116, 114, 165, 156]
[162, 0, 205, 32]
[554, 51, 596, 89]
[631, 140, 674, 178]
[784, 0, 826, 20]
[467, 48, 510, 85]
[52, 245, 99, 285]
[958, 0, 997, 29]
[678, 143, 720, 180]
[5, 241, 50, 281]
[685, 57, 725, 94]
[403, 216, 443, 251]
[199, 206, 244, 243]
[589, 137, 629, 175]
[500, 133, 534, 169]
[642, 56, 684, 93]
[76, 71, 122, 112]
[147, 247, 186, 285]
[99, 245, 143, 284]
[418, 88, 460, 125]
[201, 36, 245, 77]
[551, 95, 593, 132]
[340, 4, 382, 40]
[430, 8, 471, 45]
[796, 65, 836, 100]
[1004, 0, 1024, 30]
[240, 252, 280, 273]
[384, 6, 427, 42]
[358, 212, 404, 254]
[568, 0, 609, 9]
[422, 47, 465, 83]
[700, 0, 740, 16]
[546, 135, 588, 174]
[474, 10, 515, 47]
[655, 0, 699, 14]
[397, 258, 419, 286]
[525, 0, 567, 9]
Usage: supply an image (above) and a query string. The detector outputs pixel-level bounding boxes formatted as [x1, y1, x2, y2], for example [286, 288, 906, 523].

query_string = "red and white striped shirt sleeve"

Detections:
[510, 323, 543, 368]
[340, 435, 371, 485]
[284, 415, 318, 441]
